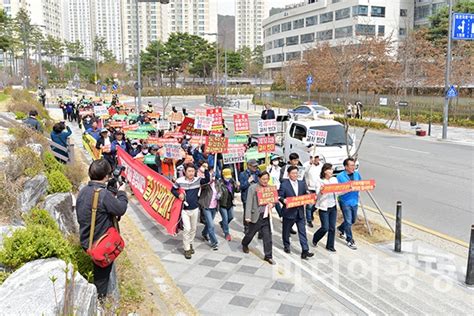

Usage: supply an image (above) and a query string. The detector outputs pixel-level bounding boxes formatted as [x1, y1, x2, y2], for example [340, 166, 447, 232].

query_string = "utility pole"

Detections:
[442, 0, 453, 140]
[224, 48, 228, 97]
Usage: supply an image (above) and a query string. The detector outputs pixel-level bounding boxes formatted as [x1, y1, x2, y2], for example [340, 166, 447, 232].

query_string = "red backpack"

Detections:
[87, 189, 125, 268]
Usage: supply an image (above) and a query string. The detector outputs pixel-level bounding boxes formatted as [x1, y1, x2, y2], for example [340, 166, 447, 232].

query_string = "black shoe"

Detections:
[264, 257, 276, 265]
[184, 250, 192, 259]
[338, 229, 345, 239]
[307, 222, 314, 228]
[284, 247, 291, 254]
[326, 247, 336, 252]
[290, 228, 297, 234]
[301, 251, 314, 260]
[242, 245, 249, 254]
[312, 241, 318, 247]
[202, 234, 209, 242]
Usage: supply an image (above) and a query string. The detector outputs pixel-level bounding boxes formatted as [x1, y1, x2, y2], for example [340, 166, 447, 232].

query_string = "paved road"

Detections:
[358, 131, 474, 243]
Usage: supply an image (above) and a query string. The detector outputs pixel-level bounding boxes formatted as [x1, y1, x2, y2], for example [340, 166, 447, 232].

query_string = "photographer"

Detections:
[50, 121, 72, 163]
[76, 159, 128, 300]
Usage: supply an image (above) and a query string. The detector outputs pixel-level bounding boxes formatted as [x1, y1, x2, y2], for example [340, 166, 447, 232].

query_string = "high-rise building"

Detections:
[121, 0, 169, 65]
[235, 0, 269, 50]
[93, 0, 124, 62]
[4, 0, 63, 39]
[414, 0, 447, 27]
[168, 0, 218, 43]
[62, 0, 94, 58]
[262, 0, 414, 75]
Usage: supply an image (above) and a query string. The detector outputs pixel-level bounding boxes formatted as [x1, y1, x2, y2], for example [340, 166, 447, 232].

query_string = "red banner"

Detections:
[321, 180, 376, 194]
[163, 131, 185, 139]
[179, 117, 209, 136]
[286, 194, 316, 208]
[257, 186, 278, 206]
[257, 136, 275, 153]
[116, 147, 183, 235]
[233, 114, 250, 135]
[207, 108, 223, 131]
[147, 137, 179, 146]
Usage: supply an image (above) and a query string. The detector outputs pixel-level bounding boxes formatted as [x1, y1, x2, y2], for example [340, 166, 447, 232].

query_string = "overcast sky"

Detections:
[217, 0, 295, 16]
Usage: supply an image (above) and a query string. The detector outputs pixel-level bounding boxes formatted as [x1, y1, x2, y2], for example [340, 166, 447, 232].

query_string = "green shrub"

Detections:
[334, 117, 387, 130]
[0, 209, 94, 280]
[0, 271, 11, 285]
[14, 111, 27, 120]
[43, 151, 65, 173]
[23, 208, 58, 230]
[46, 170, 73, 194]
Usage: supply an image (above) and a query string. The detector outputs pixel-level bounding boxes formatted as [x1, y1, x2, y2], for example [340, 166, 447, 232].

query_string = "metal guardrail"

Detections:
[47, 138, 75, 164]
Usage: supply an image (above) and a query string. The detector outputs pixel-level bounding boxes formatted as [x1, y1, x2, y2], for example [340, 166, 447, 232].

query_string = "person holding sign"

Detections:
[312, 163, 338, 252]
[336, 158, 362, 250]
[241, 171, 275, 265]
[279, 166, 314, 260]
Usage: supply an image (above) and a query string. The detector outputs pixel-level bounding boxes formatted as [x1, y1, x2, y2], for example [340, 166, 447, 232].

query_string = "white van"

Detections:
[281, 118, 357, 172]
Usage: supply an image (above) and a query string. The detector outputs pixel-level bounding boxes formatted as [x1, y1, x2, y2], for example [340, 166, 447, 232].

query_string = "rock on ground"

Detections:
[26, 143, 44, 156]
[41, 193, 79, 236]
[18, 173, 48, 213]
[0, 258, 97, 315]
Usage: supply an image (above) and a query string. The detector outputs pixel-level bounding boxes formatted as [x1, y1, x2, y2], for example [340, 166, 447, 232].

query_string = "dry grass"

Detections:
[0, 171, 23, 223]
[6, 125, 49, 153]
[64, 161, 87, 192]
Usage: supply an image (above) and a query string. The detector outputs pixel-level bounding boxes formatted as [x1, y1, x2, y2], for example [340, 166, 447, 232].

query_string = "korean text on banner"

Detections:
[94, 105, 108, 118]
[207, 108, 223, 131]
[223, 151, 245, 164]
[179, 117, 209, 136]
[307, 129, 328, 146]
[116, 147, 183, 235]
[157, 120, 171, 131]
[82, 134, 101, 160]
[233, 114, 250, 135]
[205, 136, 228, 154]
[194, 116, 213, 131]
[321, 180, 376, 194]
[286, 194, 317, 208]
[257, 136, 275, 153]
[257, 186, 278, 206]
[257, 119, 277, 134]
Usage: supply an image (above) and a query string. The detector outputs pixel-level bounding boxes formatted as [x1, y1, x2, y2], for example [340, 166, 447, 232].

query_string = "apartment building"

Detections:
[414, 0, 448, 27]
[235, 0, 269, 50]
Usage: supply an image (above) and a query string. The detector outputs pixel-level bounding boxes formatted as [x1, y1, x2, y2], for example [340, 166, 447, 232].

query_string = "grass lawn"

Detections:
[0, 93, 8, 102]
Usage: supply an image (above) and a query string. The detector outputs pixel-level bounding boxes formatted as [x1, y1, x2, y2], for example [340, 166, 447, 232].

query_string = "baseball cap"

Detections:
[270, 154, 280, 161]
[100, 128, 108, 133]
[247, 159, 258, 167]
[222, 168, 232, 180]
[131, 139, 139, 145]
[150, 144, 159, 151]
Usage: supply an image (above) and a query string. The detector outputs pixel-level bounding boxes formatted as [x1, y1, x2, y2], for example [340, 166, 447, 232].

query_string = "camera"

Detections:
[107, 165, 126, 194]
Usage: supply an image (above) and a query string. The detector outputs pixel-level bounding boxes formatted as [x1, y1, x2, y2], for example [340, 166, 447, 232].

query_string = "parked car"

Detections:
[288, 103, 333, 119]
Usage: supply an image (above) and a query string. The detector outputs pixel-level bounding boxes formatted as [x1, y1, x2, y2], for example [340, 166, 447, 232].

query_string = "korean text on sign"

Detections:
[233, 114, 250, 135]
[223, 151, 245, 164]
[285, 194, 317, 208]
[257, 119, 277, 134]
[207, 108, 223, 131]
[194, 116, 213, 131]
[256, 186, 278, 206]
[307, 129, 328, 146]
[164, 144, 182, 159]
[205, 136, 229, 154]
[257, 136, 275, 153]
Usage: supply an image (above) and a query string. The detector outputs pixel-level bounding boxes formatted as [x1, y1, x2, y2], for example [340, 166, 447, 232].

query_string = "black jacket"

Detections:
[76, 181, 128, 250]
[261, 109, 275, 120]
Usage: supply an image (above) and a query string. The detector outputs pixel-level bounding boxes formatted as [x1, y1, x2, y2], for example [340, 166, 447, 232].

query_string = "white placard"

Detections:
[223, 151, 245, 164]
[257, 119, 277, 134]
[94, 105, 108, 117]
[194, 116, 213, 131]
[157, 120, 171, 130]
[379, 97, 388, 106]
[307, 129, 328, 146]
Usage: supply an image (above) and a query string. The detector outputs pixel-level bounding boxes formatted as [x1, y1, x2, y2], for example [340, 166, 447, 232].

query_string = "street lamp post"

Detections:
[442, 0, 453, 140]
[204, 32, 227, 97]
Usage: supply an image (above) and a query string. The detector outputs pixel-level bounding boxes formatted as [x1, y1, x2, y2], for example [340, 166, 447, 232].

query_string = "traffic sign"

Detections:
[112, 84, 118, 91]
[306, 75, 313, 85]
[398, 101, 409, 107]
[446, 85, 458, 99]
[101, 85, 107, 92]
[452, 13, 474, 40]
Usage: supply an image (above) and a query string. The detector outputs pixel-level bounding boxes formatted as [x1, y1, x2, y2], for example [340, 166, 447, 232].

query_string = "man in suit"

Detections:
[261, 104, 275, 120]
[278, 166, 315, 259]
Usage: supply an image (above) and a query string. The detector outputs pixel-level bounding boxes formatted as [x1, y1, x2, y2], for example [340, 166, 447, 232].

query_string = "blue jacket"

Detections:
[337, 170, 362, 207]
[193, 150, 205, 167]
[24, 117, 42, 132]
[278, 179, 308, 220]
[86, 127, 100, 141]
[50, 127, 72, 159]
[238, 169, 261, 203]
[111, 140, 129, 153]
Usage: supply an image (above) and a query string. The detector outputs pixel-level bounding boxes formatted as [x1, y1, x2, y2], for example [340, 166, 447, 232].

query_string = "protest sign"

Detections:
[79, 110, 94, 117]
[147, 137, 178, 146]
[94, 105, 108, 118]
[179, 117, 209, 136]
[351, 180, 376, 192]
[125, 131, 149, 139]
[122, 124, 139, 132]
[144, 154, 157, 165]
[207, 108, 223, 131]
[285, 194, 317, 208]
[205, 136, 228, 154]
[112, 114, 128, 121]
[307, 129, 328, 146]
[156, 120, 171, 131]
[109, 121, 125, 128]
[320, 180, 375, 194]
[82, 134, 101, 160]
[233, 114, 250, 135]
[223, 151, 245, 164]
[257, 119, 277, 134]
[256, 186, 278, 206]
[320, 183, 352, 194]
[148, 112, 161, 119]
[137, 124, 156, 132]
[194, 116, 213, 131]
[164, 132, 184, 139]
[116, 147, 184, 235]
[164, 143, 182, 159]
[189, 136, 208, 146]
[169, 112, 184, 123]
[227, 144, 246, 153]
[229, 136, 248, 144]
[257, 136, 275, 153]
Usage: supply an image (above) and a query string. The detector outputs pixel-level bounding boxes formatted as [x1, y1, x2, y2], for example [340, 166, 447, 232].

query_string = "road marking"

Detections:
[389, 146, 430, 154]
[362, 204, 469, 248]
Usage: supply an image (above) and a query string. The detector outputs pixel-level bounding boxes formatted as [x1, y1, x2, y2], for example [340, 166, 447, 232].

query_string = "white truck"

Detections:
[278, 117, 357, 172]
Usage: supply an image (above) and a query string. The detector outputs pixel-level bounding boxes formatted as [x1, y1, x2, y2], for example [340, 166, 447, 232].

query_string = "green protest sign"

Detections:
[127, 113, 139, 120]
[113, 114, 128, 120]
[137, 124, 156, 132]
[229, 136, 248, 144]
[125, 131, 149, 139]
[245, 148, 266, 161]
[144, 154, 157, 165]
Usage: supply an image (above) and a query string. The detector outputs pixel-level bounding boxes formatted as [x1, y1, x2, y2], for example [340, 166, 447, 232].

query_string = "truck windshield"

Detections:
[309, 125, 353, 146]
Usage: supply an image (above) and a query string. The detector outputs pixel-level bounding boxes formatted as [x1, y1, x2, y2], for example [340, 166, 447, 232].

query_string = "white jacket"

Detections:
[315, 177, 338, 211]
[304, 162, 322, 191]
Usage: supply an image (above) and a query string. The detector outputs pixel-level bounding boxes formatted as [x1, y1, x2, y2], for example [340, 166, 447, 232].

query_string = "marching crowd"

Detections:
[52, 95, 362, 267]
